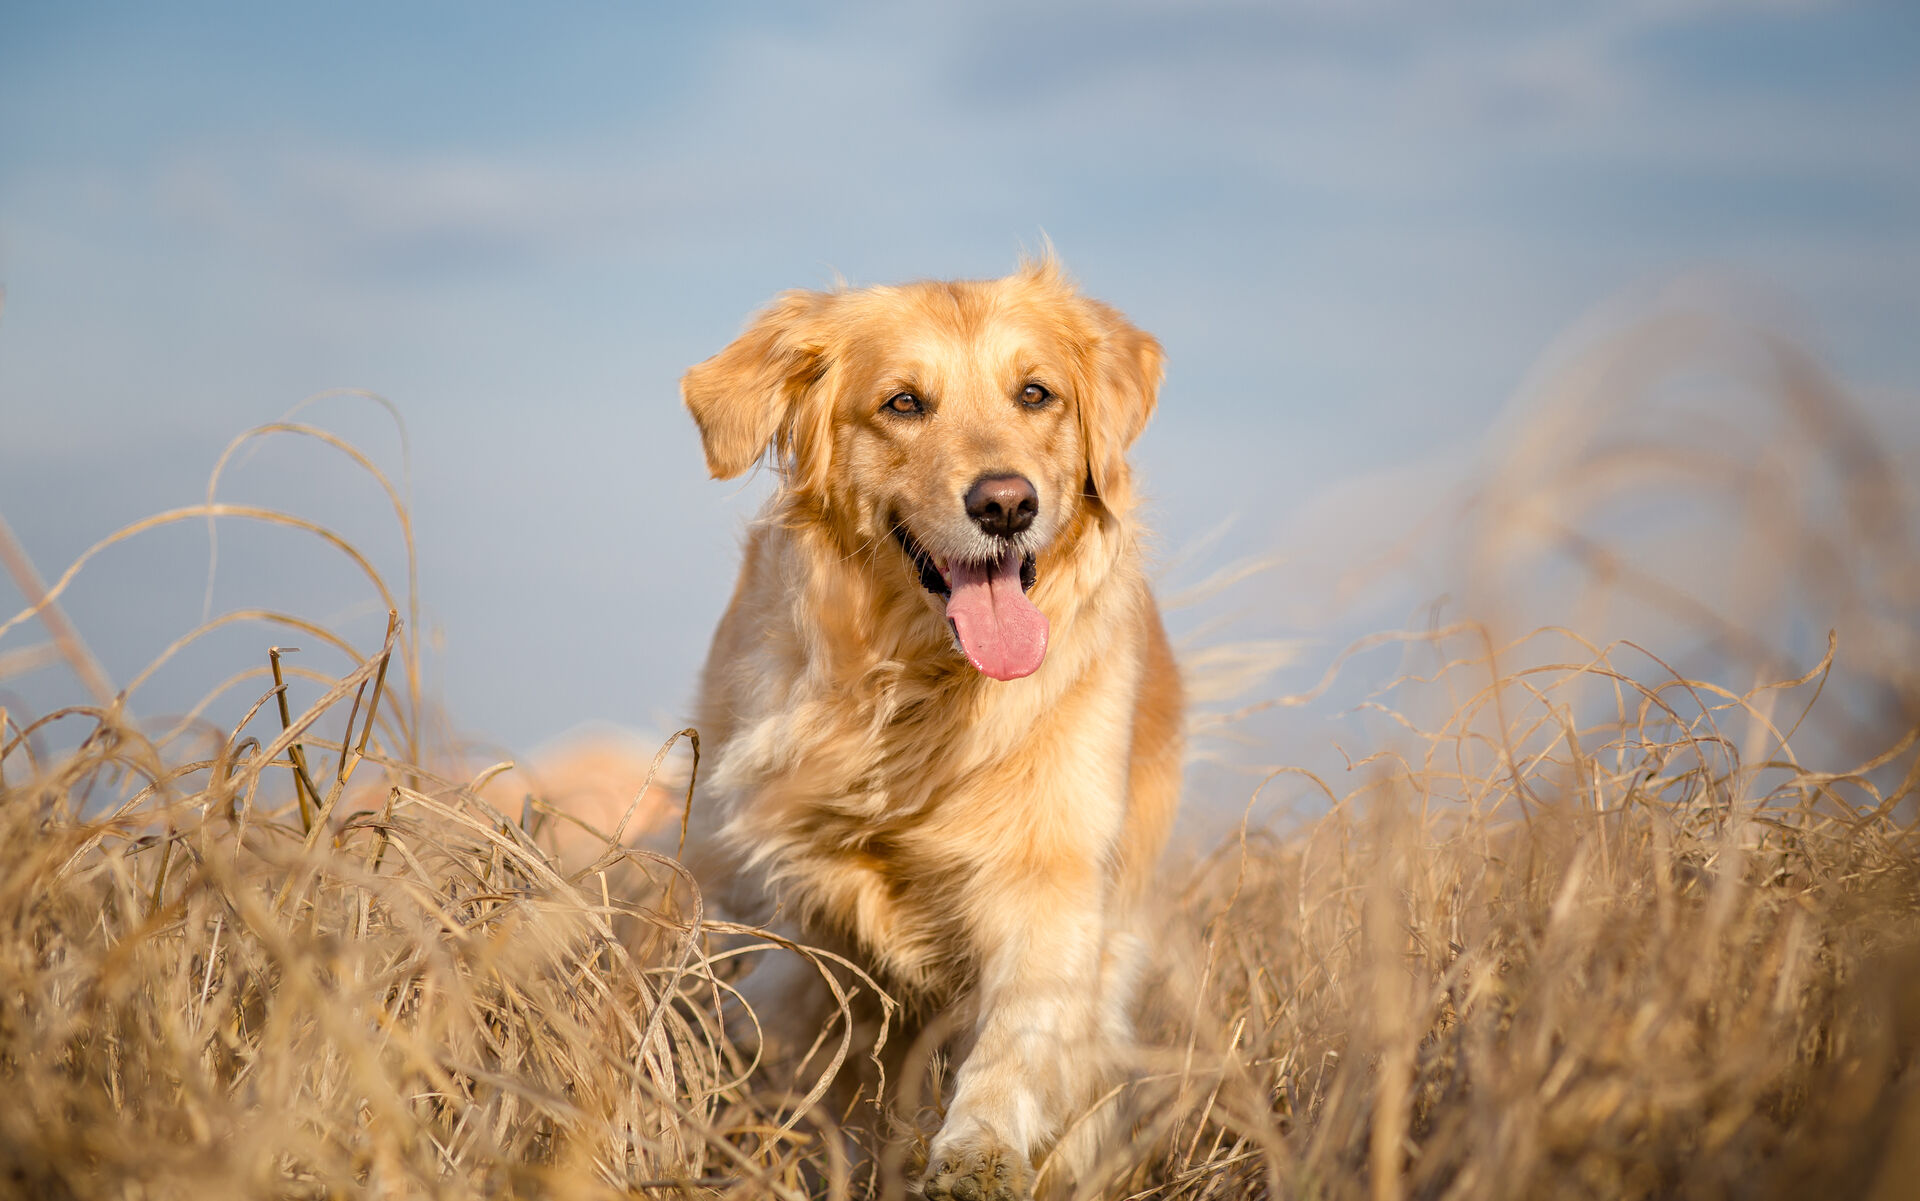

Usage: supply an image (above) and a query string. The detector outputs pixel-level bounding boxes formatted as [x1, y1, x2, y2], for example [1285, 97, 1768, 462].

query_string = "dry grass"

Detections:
[2, 313, 1916, 1200]
[1136, 627, 1920, 1201]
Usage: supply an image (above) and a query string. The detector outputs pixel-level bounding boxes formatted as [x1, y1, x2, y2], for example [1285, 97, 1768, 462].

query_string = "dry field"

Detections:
[2, 311, 1916, 1200]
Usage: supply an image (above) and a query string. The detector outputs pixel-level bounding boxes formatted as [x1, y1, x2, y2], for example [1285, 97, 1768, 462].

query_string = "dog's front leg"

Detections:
[922, 854, 1111, 1201]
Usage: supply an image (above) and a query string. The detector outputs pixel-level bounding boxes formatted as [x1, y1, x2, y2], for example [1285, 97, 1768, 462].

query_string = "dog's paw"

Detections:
[921, 1142, 1030, 1201]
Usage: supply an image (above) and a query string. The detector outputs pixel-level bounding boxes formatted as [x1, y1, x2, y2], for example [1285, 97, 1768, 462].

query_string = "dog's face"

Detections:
[683, 260, 1163, 680]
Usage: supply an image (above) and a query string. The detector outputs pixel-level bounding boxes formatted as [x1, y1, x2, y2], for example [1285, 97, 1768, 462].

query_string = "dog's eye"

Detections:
[1020, 383, 1052, 407]
[883, 392, 924, 415]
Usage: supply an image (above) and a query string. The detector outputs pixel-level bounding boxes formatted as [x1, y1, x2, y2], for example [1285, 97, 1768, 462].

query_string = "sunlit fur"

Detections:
[680, 256, 1184, 1197]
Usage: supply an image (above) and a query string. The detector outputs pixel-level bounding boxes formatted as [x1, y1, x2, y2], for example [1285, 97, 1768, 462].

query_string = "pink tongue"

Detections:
[945, 550, 1049, 681]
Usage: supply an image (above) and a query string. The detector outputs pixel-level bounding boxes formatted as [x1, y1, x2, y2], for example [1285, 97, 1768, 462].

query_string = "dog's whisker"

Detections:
[837, 531, 883, 568]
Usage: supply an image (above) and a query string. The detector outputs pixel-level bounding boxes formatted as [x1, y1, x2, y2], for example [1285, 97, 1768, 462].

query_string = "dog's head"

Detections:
[682, 257, 1163, 681]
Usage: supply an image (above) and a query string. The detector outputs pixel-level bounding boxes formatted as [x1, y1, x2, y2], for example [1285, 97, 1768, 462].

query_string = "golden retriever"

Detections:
[679, 256, 1182, 1199]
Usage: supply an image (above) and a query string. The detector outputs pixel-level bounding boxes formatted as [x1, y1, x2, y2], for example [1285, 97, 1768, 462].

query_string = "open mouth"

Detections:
[892, 526, 1047, 681]
[892, 528, 1038, 598]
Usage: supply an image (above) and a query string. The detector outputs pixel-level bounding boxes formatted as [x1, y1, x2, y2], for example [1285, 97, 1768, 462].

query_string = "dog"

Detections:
[679, 256, 1183, 1199]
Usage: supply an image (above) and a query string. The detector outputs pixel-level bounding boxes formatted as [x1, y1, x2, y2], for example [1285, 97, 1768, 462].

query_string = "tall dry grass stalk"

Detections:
[3, 315, 1916, 1199]
[1131, 625, 1920, 1201]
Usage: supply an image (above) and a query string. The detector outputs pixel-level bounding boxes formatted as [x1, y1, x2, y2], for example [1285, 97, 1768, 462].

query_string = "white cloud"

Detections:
[13, 0, 1883, 291]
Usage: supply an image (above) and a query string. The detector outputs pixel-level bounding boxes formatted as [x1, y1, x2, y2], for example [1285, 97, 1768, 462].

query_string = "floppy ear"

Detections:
[1079, 299, 1165, 513]
[681, 290, 832, 481]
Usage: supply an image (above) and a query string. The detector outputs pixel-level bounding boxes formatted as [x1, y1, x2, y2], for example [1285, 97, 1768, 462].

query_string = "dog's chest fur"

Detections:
[695, 521, 1140, 999]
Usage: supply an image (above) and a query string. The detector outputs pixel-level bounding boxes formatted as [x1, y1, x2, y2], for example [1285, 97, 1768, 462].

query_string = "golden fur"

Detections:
[679, 257, 1183, 1199]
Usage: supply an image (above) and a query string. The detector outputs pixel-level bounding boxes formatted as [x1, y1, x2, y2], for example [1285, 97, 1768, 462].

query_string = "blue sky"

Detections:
[2, 1, 1916, 762]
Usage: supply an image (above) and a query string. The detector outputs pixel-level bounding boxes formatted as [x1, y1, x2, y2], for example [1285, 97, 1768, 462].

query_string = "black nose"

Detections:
[965, 474, 1038, 539]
